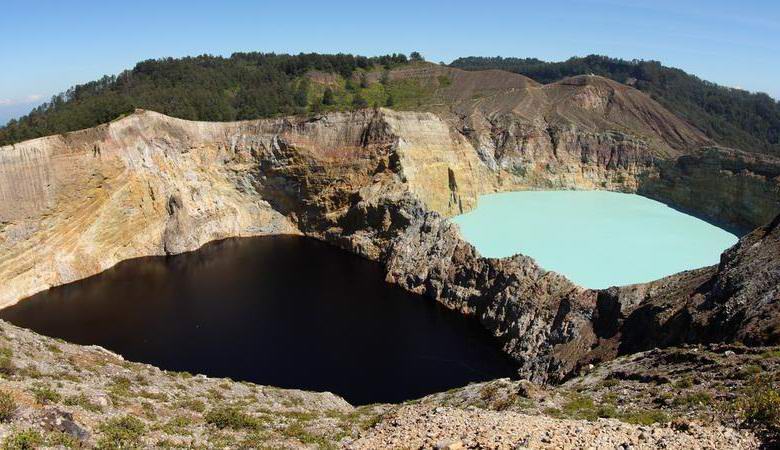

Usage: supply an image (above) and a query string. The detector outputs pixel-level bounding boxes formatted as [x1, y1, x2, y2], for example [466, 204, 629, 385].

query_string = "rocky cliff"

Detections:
[0, 108, 490, 307]
[1, 68, 779, 447]
[1, 95, 779, 380]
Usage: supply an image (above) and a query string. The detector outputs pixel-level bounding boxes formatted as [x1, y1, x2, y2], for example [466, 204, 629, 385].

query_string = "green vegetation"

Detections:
[450, 55, 780, 156]
[98, 415, 146, 449]
[0, 52, 410, 146]
[672, 391, 713, 408]
[44, 431, 79, 449]
[738, 375, 780, 432]
[160, 415, 195, 435]
[205, 405, 259, 430]
[63, 393, 103, 413]
[29, 384, 60, 404]
[282, 421, 336, 448]
[0, 347, 14, 375]
[550, 392, 668, 425]
[176, 397, 206, 413]
[0, 390, 17, 422]
[621, 409, 670, 426]
[761, 349, 780, 359]
[2, 429, 42, 450]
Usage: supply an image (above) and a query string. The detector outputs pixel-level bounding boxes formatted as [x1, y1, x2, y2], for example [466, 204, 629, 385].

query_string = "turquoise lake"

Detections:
[451, 191, 738, 289]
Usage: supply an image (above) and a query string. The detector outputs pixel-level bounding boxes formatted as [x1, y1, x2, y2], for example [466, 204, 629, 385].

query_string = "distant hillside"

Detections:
[0, 52, 411, 146]
[3, 52, 778, 158]
[450, 55, 780, 156]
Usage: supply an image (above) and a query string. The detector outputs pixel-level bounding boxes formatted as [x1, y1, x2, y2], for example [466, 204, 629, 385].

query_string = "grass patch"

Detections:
[138, 390, 168, 401]
[30, 384, 60, 404]
[63, 393, 103, 413]
[0, 347, 14, 375]
[98, 415, 145, 449]
[44, 431, 79, 448]
[161, 415, 195, 435]
[107, 376, 132, 405]
[760, 349, 780, 359]
[0, 390, 17, 422]
[176, 397, 206, 413]
[673, 376, 695, 389]
[282, 421, 335, 449]
[205, 406, 259, 430]
[2, 429, 42, 450]
[738, 365, 763, 379]
[45, 344, 62, 354]
[620, 409, 670, 425]
[672, 391, 713, 408]
[738, 375, 780, 432]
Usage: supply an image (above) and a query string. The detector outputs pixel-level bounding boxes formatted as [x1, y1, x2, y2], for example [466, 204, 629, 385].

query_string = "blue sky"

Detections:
[1, 0, 778, 124]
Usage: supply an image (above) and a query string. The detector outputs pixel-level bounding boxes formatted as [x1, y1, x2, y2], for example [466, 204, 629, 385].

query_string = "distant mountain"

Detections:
[450, 55, 780, 156]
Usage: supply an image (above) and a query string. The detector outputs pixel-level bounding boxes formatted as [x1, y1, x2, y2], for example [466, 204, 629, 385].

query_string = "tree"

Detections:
[294, 79, 309, 107]
[385, 94, 395, 107]
[359, 73, 369, 89]
[410, 52, 424, 62]
[0, 52, 415, 146]
[352, 94, 368, 109]
[322, 88, 335, 106]
[380, 70, 390, 85]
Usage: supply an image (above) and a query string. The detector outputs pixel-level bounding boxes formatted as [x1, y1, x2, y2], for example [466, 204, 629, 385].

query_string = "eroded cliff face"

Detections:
[0, 82, 778, 383]
[430, 74, 780, 234]
[0, 109, 491, 307]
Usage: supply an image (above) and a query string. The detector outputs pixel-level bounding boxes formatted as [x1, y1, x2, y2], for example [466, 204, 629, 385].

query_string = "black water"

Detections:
[0, 236, 517, 404]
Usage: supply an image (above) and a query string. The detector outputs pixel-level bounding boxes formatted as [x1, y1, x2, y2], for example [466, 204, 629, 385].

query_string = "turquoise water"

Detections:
[451, 191, 738, 289]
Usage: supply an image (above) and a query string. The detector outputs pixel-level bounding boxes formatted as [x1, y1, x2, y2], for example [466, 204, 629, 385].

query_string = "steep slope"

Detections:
[384, 65, 779, 233]
[0, 109, 489, 307]
[450, 55, 780, 156]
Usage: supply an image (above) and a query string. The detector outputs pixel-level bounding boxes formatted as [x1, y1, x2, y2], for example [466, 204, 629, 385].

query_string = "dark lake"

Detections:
[0, 235, 517, 405]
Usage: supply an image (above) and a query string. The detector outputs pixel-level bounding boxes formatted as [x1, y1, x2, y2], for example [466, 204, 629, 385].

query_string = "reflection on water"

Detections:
[0, 235, 517, 405]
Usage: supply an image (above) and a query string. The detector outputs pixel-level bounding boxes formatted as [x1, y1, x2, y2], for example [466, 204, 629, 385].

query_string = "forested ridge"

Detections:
[0, 52, 410, 146]
[2, 52, 779, 157]
[450, 55, 780, 156]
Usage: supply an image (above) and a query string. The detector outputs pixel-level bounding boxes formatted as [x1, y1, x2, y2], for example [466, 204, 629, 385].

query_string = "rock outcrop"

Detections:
[0, 109, 488, 306]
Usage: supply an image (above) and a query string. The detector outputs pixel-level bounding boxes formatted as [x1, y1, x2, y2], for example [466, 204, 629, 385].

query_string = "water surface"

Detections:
[0, 236, 517, 405]
[451, 191, 738, 288]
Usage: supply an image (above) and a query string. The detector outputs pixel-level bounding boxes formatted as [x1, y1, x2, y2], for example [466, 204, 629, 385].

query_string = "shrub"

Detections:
[98, 415, 145, 449]
[0, 347, 14, 375]
[205, 406, 258, 430]
[479, 383, 499, 402]
[738, 376, 780, 431]
[63, 393, 103, 412]
[672, 391, 713, 408]
[161, 415, 194, 435]
[351, 94, 368, 109]
[0, 391, 17, 422]
[2, 429, 42, 450]
[30, 385, 60, 404]
[673, 376, 694, 389]
[176, 398, 206, 413]
[621, 409, 670, 425]
[44, 431, 79, 448]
